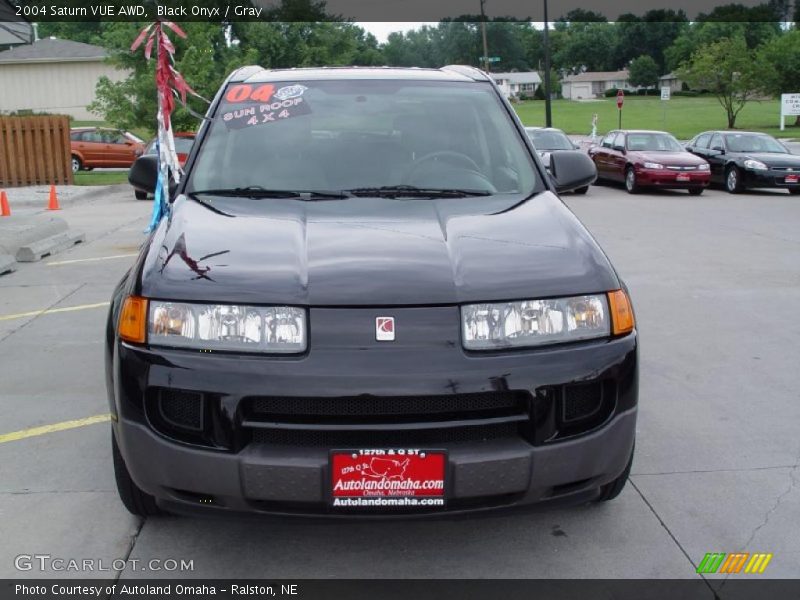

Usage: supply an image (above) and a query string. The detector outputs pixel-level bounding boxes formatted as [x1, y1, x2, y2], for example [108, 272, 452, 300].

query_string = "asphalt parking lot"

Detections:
[0, 182, 798, 584]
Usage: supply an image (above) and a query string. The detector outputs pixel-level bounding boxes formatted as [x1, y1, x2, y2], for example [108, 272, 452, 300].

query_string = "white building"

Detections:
[491, 71, 542, 99]
[0, 38, 128, 120]
[561, 70, 639, 100]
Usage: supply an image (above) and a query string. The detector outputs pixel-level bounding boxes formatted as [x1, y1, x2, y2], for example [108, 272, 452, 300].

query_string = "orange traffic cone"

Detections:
[46, 185, 60, 211]
[0, 191, 9, 217]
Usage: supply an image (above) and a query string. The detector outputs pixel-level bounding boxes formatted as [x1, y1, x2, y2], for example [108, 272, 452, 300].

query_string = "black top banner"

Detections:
[3, 0, 796, 22]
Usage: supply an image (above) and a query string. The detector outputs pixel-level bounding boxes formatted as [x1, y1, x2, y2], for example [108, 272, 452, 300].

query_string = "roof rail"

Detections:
[227, 65, 265, 83]
[441, 65, 490, 81]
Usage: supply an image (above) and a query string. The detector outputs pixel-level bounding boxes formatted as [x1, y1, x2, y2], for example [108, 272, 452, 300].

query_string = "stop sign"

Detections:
[616, 89, 625, 109]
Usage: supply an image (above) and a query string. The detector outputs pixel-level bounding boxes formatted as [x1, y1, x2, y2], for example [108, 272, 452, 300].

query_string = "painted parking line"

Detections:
[47, 253, 138, 266]
[0, 301, 110, 322]
[0, 414, 111, 444]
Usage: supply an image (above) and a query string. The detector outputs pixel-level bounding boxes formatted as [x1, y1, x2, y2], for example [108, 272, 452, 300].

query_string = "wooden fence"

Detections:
[0, 115, 73, 187]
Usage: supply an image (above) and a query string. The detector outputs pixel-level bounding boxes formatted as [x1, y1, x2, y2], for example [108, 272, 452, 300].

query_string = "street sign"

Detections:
[479, 56, 501, 63]
[780, 93, 800, 131]
[616, 89, 624, 109]
[661, 87, 671, 101]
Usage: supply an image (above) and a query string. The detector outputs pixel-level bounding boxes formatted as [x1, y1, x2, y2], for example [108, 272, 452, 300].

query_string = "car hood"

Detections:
[630, 151, 707, 166]
[138, 192, 619, 306]
[734, 152, 800, 168]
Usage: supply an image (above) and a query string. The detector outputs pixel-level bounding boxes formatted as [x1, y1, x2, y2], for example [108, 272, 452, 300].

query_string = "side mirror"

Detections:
[549, 151, 597, 194]
[128, 155, 177, 198]
[613, 144, 626, 153]
[711, 146, 725, 155]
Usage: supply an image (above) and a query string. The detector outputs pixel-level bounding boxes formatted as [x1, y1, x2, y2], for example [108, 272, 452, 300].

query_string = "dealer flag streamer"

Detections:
[131, 20, 201, 232]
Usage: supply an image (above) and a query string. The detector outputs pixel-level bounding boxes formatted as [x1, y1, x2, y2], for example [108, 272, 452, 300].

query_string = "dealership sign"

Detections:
[780, 93, 800, 130]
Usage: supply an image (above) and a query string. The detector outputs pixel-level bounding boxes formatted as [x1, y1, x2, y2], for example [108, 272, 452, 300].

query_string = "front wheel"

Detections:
[134, 190, 148, 200]
[112, 430, 161, 516]
[789, 188, 800, 196]
[71, 156, 82, 174]
[624, 167, 640, 194]
[688, 188, 704, 196]
[725, 166, 744, 194]
[596, 443, 634, 502]
[574, 186, 589, 195]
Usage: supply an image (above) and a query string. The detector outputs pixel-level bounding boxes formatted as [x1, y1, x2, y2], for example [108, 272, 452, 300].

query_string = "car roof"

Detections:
[525, 127, 567, 133]
[616, 129, 674, 135]
[236, 65, 490, 84]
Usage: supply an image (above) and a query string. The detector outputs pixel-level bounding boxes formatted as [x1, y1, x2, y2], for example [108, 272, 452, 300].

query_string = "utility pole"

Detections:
[543, 0, 552, 127]
[480, 0, 490, 72]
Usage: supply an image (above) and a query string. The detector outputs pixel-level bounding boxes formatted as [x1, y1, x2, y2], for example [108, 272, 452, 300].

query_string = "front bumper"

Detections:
[741, 168, 800, 190]
[636, 167, 710, 188]
[111, 306, 638, 516]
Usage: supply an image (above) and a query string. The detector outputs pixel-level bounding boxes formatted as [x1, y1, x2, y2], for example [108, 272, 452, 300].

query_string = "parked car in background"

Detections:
[70, 128, 145, 173]
[525, 127, 588, 194]
[589, 130, 710, 195]
[685, 131, 800, 195]
[134, 132, 196, 199]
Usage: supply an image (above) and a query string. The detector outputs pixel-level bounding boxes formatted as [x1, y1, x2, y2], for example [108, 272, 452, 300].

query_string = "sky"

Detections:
[356, 22, 435, 43]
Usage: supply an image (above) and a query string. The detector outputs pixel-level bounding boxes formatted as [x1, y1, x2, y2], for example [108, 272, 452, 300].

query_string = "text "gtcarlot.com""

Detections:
[15, 554, 194, 572]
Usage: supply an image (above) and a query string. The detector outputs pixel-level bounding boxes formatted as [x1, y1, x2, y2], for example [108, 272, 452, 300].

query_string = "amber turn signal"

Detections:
[119, 296, 148, 344]
[607, 289, 635, 335]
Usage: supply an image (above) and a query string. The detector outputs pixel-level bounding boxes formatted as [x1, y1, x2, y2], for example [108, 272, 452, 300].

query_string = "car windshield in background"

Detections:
[527, 130, 574, 151]
[626, 133, 684, 152]
[146, 137, 194, 155]
[188, 80, 537, 197]
[724, 134, 787, 154]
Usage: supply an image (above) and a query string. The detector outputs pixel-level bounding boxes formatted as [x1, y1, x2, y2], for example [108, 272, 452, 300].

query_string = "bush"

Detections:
[604, 87, 619, 98]
[673, 90, 699, 97]
[533, 85, 546, 100]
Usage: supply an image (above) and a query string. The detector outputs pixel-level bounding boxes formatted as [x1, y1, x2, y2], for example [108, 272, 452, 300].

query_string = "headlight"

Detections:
[148, 301, 306, 353]
[744, 159, 767, 170]
[698, 163, 710, 171]
[462, 294, 610, 350]
[642, 162, 664, 170]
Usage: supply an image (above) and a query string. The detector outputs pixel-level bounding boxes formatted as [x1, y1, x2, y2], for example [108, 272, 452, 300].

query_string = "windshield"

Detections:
[188, 79, 537, 196]
[146, 136, 194, 155]
[724, 134, 787, 154]
[626, 133, 684, 152]
[527, 129, 574, 151]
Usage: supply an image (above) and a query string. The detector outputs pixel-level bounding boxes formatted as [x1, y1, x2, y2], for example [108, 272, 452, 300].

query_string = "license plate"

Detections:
[330, 449, 446, 509]
[786, 175, 798, 184]
[676, 174, 690, 182]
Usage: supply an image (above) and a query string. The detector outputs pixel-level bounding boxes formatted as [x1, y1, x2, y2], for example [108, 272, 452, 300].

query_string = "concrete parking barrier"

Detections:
[0, 253, 15, 275]
[0, 214, 85, 263]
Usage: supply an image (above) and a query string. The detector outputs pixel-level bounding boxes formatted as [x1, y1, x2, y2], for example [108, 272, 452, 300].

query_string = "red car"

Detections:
[134, 132, 195, 199]
[70, 128, 145, 173]
[589, 130, 710, 195]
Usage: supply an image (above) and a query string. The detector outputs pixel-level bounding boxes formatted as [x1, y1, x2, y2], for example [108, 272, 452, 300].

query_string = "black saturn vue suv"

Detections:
[110, 65, 638, 517]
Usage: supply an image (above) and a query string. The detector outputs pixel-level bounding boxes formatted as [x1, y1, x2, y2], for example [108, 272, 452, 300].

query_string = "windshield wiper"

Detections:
[346, 185, 492, 198]
[188, 186, 351, 200]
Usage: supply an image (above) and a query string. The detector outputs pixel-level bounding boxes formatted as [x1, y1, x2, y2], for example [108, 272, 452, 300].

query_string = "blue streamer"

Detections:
[144, 137, 170, 233]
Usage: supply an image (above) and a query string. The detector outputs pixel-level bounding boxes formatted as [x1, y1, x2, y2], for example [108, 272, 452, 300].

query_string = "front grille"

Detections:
[251, 422, 519, 447]
[246, 391, 524, 422]
[666, 165, 697, 171]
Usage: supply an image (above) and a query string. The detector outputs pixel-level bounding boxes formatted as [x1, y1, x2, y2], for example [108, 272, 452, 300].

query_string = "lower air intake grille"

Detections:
[158, 389, 204, 432]
[561, 382, 603, 423]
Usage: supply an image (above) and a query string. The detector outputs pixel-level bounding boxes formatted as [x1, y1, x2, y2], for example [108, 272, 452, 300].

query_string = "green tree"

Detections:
[628, 55, 660, 89]
[614, 11, 688, 73]
[553, 22, 619, 73]
[758, 30, 800, 125]
[677, 36, 764, 128]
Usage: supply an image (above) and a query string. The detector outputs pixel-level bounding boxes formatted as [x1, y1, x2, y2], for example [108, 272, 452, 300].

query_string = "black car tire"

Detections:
[624, 167, 639, 194]
[688, 188, 704, 196]
[596, 443, 634, 502]
[71, 156, 82, 174]
[574, 186, 589, 195]
[725, 165, 744, 194]
[789, 188, 800, 195]
[135, 190, 148, 201]
[113, 430, 162, 517]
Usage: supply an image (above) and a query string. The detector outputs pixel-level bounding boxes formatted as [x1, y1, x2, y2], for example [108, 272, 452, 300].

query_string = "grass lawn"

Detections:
[514, 96, 800, 140]
[73, 170, 130, 186]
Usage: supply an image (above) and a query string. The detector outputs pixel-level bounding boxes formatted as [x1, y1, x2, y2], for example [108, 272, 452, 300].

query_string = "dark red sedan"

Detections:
[589, 130, 710, 195]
